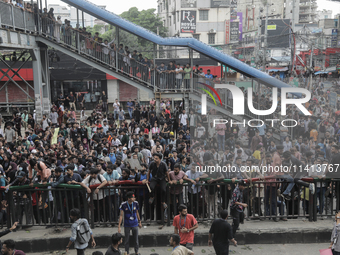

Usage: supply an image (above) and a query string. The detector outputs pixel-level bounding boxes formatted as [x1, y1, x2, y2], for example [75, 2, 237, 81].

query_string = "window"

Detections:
[173, 13, 176, 24]
[193, 34, 200, 40]
[199, 10, 209, 21]
[169, 16, 172, 25]
[208, 33, 215, 44]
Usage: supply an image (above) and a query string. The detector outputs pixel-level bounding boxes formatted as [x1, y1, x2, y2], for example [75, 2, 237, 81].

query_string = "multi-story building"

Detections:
[285, 0, 318, 25]
[157, 0, 231, 57]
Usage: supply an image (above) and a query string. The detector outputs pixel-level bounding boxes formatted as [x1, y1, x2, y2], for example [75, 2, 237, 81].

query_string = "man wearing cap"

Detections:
[118, 191, 142, 255]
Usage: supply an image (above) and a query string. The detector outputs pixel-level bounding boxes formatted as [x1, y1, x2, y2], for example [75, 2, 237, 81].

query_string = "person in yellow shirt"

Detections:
[310, 128, 318, 142]
[252, 144, 263, 160]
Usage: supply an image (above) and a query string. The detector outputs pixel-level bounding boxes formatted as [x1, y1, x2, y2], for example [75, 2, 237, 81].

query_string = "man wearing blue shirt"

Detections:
[66, 208, 96, 255]
[118, 191, 142, 255]
[127, 99, 134, 120]
[205, 69, 213, 85]
[138, 164, 153, 224]
[103, 164, 120, 222]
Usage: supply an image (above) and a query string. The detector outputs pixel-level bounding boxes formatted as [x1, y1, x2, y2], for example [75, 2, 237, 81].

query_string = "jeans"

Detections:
[128, 108, 133, 119]
[150, 178, 167, 203]
[176, 78, 182, 89]
[124, 226, 139, 254]
[114, 110, 119, 120]
[76, 249, 85, 255]
[231, 208, 244, 238]
[279, 174, 295, 195]
[106, 194, 119, 222]
[213, 243, 229, 255]
[205, 192, 218, 219]
[217, 134, 225, 152]
[316, 187, 326, 214]
[181, 243, 193, 251]
[265, 186, 277, 217]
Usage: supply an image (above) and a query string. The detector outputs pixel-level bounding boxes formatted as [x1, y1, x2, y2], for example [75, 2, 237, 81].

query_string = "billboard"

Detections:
[180, 10, 197, 33]
[211, 0, 230, 7]
[261, 19, 290, 48]
[230, 0, 237, 19]
[237, 12, 242, 41]
[332, 29, 338, 48]
[181, 0, 197, 8]
[230, 21, 239, 42]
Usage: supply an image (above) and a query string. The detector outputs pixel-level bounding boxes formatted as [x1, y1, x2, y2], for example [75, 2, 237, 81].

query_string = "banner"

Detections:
[225, 20, 230, 44]
[181, 0, 197, 8]
[331, 29, 338, 48]
[211, 0, 229, 7]
[51, 128, 59, 145]
[181, 10, 197, 33]
[230, 21, 239, 42]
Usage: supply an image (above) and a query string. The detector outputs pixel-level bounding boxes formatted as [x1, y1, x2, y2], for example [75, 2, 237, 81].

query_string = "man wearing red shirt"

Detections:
[173, 204, 198, 251]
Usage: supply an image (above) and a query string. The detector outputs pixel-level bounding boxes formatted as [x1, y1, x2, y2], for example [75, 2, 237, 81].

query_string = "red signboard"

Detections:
[225, 20, 230, 44]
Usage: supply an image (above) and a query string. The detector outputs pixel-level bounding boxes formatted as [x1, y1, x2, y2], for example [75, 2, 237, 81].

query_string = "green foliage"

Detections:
[86, 7, 167, 59]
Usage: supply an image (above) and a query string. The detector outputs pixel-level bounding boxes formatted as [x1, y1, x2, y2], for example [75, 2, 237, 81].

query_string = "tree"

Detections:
[87, 7, 167, 59]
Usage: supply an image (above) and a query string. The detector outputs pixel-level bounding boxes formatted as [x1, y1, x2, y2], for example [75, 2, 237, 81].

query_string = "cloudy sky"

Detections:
[49, 0, 340, 17]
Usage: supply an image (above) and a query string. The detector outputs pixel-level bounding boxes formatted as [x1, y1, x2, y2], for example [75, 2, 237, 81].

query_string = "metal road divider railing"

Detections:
[6, 183, 88, 228]
[4, 178, 339, 228]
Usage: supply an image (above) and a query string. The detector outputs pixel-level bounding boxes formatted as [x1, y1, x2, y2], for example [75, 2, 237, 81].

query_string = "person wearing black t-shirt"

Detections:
[147, 153, 170, 210]
[208, 209, 237, 255]
[101, 91, 108, 113]
[69, 92, 76, 111]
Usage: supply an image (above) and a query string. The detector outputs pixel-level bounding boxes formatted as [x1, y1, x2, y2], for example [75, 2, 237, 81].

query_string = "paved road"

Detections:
[30, 243, 330, 255]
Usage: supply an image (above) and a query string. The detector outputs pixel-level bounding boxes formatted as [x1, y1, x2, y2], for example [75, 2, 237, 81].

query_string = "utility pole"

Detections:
[257, 7, 262, 68]
[157, 27, 160, 58]
[308, 44, 313, 89]
[263, 4, 269, 73]
[291, 0, 295, 75]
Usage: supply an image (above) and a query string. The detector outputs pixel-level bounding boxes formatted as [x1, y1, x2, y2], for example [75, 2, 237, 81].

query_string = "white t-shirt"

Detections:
[175, 67, 183, 79]
[82, 174, 106, 200]
[113, 102, 120, 111]
[180, 114, 188, 126]
[196, 126, 205, 138]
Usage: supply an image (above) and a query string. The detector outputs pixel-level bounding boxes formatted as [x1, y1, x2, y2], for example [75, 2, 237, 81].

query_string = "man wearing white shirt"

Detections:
[179, 109, 188, 132]
[113, 99, 120, 120]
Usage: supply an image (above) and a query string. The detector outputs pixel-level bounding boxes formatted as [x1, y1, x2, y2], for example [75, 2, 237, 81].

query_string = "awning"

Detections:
[315, 66, 337, 75]
[314, 71, 327, 75]
[266, 67, 288, 72]
[325, 66, 336, 72]
[271, 56, 291, 62]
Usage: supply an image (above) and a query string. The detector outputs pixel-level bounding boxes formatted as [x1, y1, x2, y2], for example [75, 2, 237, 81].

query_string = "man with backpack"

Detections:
[66, 208, 96, 255]
[81, 168, 107, 225]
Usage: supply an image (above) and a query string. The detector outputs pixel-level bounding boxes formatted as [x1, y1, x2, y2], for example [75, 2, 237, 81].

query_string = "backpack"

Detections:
[88, 174, 103, 185]
[76, 220, 91, 244]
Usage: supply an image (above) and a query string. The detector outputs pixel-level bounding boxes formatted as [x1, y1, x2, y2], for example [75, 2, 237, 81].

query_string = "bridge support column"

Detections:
[31, 47, 51, 123]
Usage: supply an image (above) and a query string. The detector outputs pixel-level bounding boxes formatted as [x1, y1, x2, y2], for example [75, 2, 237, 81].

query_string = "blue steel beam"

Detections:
[61, 0, 293, 90]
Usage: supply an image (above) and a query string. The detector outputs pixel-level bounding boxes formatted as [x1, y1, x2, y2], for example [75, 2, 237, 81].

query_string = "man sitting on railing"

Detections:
[147, 153, 170, 211]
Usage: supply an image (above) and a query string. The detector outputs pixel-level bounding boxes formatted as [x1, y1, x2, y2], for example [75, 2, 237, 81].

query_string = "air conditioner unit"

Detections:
[209, 29, 216, 33]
